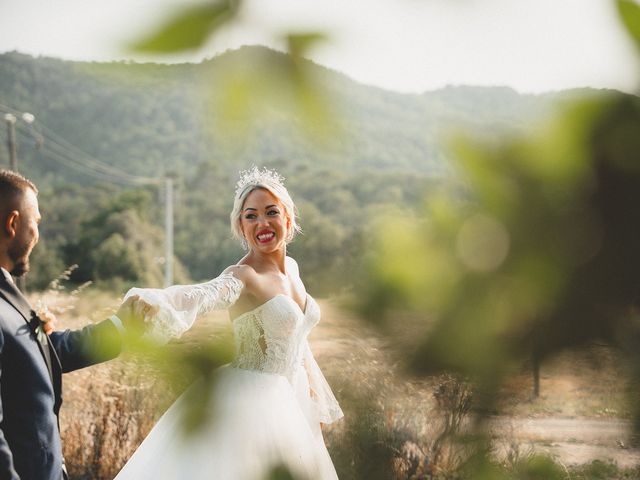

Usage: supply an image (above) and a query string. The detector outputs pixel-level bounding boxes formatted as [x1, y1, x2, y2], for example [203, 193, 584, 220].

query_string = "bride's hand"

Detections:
[132, 296, 160, 321]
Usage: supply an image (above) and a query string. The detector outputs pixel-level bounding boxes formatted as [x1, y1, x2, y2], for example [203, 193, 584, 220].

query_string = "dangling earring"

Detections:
[241, 236, 248, 251]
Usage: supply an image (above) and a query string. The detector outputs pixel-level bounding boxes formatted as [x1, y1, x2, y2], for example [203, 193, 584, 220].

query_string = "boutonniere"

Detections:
[35, 317, 49, 344]
[30, 311, 52, 344]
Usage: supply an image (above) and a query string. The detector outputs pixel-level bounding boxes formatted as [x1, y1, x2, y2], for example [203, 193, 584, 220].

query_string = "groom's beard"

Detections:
[8, 238, 32, 277]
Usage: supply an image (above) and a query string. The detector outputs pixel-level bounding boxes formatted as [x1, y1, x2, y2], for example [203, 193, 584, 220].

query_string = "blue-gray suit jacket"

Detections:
[0, 275, 122, 480]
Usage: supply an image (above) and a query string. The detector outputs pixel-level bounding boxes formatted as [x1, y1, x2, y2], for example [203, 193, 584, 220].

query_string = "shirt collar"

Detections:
[0, 267, 14, 284]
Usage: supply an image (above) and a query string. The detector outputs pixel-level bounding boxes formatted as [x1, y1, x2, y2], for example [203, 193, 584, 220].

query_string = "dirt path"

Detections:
[491, 417, 640, 467]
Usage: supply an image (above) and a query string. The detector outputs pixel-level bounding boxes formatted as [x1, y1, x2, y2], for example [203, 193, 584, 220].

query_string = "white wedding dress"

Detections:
[114, 272, 343, 480]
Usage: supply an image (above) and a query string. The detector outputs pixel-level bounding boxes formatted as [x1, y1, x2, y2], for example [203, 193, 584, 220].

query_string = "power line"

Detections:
[0, 103, 160, 186]
[38, 123, 159, 185]
[40, 143, 151, 185]
[0, 102, 175, 285]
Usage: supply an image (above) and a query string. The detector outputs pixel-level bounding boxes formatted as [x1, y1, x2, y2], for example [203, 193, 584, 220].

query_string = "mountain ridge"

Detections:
[0, 45, 607, 183]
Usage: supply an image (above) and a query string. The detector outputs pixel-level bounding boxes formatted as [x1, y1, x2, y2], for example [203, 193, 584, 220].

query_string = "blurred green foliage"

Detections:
[130, 0, 240, 53]
[364, 91, 640, 370]
[618, 0, 640, 51]
[356, 1, 640, 476]
[361, 90, 640, 473]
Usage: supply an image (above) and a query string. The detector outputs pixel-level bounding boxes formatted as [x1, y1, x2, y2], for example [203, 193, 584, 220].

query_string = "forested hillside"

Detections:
[0, 46, 590, 292]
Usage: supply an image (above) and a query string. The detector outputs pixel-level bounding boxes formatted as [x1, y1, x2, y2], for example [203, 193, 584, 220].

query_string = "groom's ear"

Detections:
[3, 210, 19, 239]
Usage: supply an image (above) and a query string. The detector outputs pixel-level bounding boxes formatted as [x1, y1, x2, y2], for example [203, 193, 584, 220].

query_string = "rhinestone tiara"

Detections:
[234, 166, 286, 197]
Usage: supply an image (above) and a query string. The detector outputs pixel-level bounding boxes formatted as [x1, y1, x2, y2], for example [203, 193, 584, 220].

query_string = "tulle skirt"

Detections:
[114, 366, 339, 480]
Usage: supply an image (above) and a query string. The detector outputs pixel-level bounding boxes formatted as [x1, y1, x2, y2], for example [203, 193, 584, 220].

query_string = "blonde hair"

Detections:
[230, 167, 301, 247]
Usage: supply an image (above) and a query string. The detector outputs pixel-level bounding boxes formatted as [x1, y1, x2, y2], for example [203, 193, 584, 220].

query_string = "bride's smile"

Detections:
[256, 230, 275, 243]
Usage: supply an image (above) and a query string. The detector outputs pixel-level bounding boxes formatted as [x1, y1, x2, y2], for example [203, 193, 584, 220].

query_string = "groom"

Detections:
[0, 170, 142, 480]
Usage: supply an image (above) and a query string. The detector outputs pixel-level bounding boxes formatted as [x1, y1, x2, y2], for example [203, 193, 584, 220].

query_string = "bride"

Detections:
[114, 167, 343, 480]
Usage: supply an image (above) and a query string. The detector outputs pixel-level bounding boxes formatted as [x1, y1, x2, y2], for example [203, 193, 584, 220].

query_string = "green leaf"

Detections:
[285, 32, 327, 58]
[130, 0, 240, 53]
[617, 0, 640, 50]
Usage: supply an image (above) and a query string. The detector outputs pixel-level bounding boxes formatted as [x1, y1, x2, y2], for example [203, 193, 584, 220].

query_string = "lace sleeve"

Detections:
[123, 271, 244, 344]
[303, 340, 344, 424]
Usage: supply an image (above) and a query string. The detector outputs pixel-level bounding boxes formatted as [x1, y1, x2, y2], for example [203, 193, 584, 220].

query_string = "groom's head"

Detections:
[0, 170, 40, 277]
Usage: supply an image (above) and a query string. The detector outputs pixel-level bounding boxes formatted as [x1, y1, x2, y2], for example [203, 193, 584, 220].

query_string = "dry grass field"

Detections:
[31, 289, 640, 479]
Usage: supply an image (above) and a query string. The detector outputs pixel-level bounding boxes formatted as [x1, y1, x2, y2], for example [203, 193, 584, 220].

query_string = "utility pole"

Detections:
[164, 176, 174, 288]
[4, 114, 17, 170]
[4, 112, 35, 172]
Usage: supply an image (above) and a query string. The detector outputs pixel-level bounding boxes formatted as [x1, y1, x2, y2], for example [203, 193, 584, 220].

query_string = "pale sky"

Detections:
[0, 0, 638, 94]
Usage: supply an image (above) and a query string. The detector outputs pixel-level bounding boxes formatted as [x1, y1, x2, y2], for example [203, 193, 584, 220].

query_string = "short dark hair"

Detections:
[0, 170, 38, 218]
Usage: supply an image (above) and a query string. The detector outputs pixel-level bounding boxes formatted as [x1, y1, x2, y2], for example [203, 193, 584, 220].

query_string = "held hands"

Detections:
[116, 295, 159, 338]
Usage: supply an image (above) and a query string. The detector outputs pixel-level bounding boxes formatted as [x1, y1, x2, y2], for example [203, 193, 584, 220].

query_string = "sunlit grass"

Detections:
[39, 290, 639, 479]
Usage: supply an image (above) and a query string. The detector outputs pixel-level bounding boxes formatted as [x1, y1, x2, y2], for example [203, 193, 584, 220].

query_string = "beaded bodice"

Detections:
[231, 294, 320, 382]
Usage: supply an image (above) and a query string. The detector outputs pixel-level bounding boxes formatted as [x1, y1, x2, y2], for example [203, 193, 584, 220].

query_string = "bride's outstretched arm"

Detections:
[120, 269, 245, 344]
